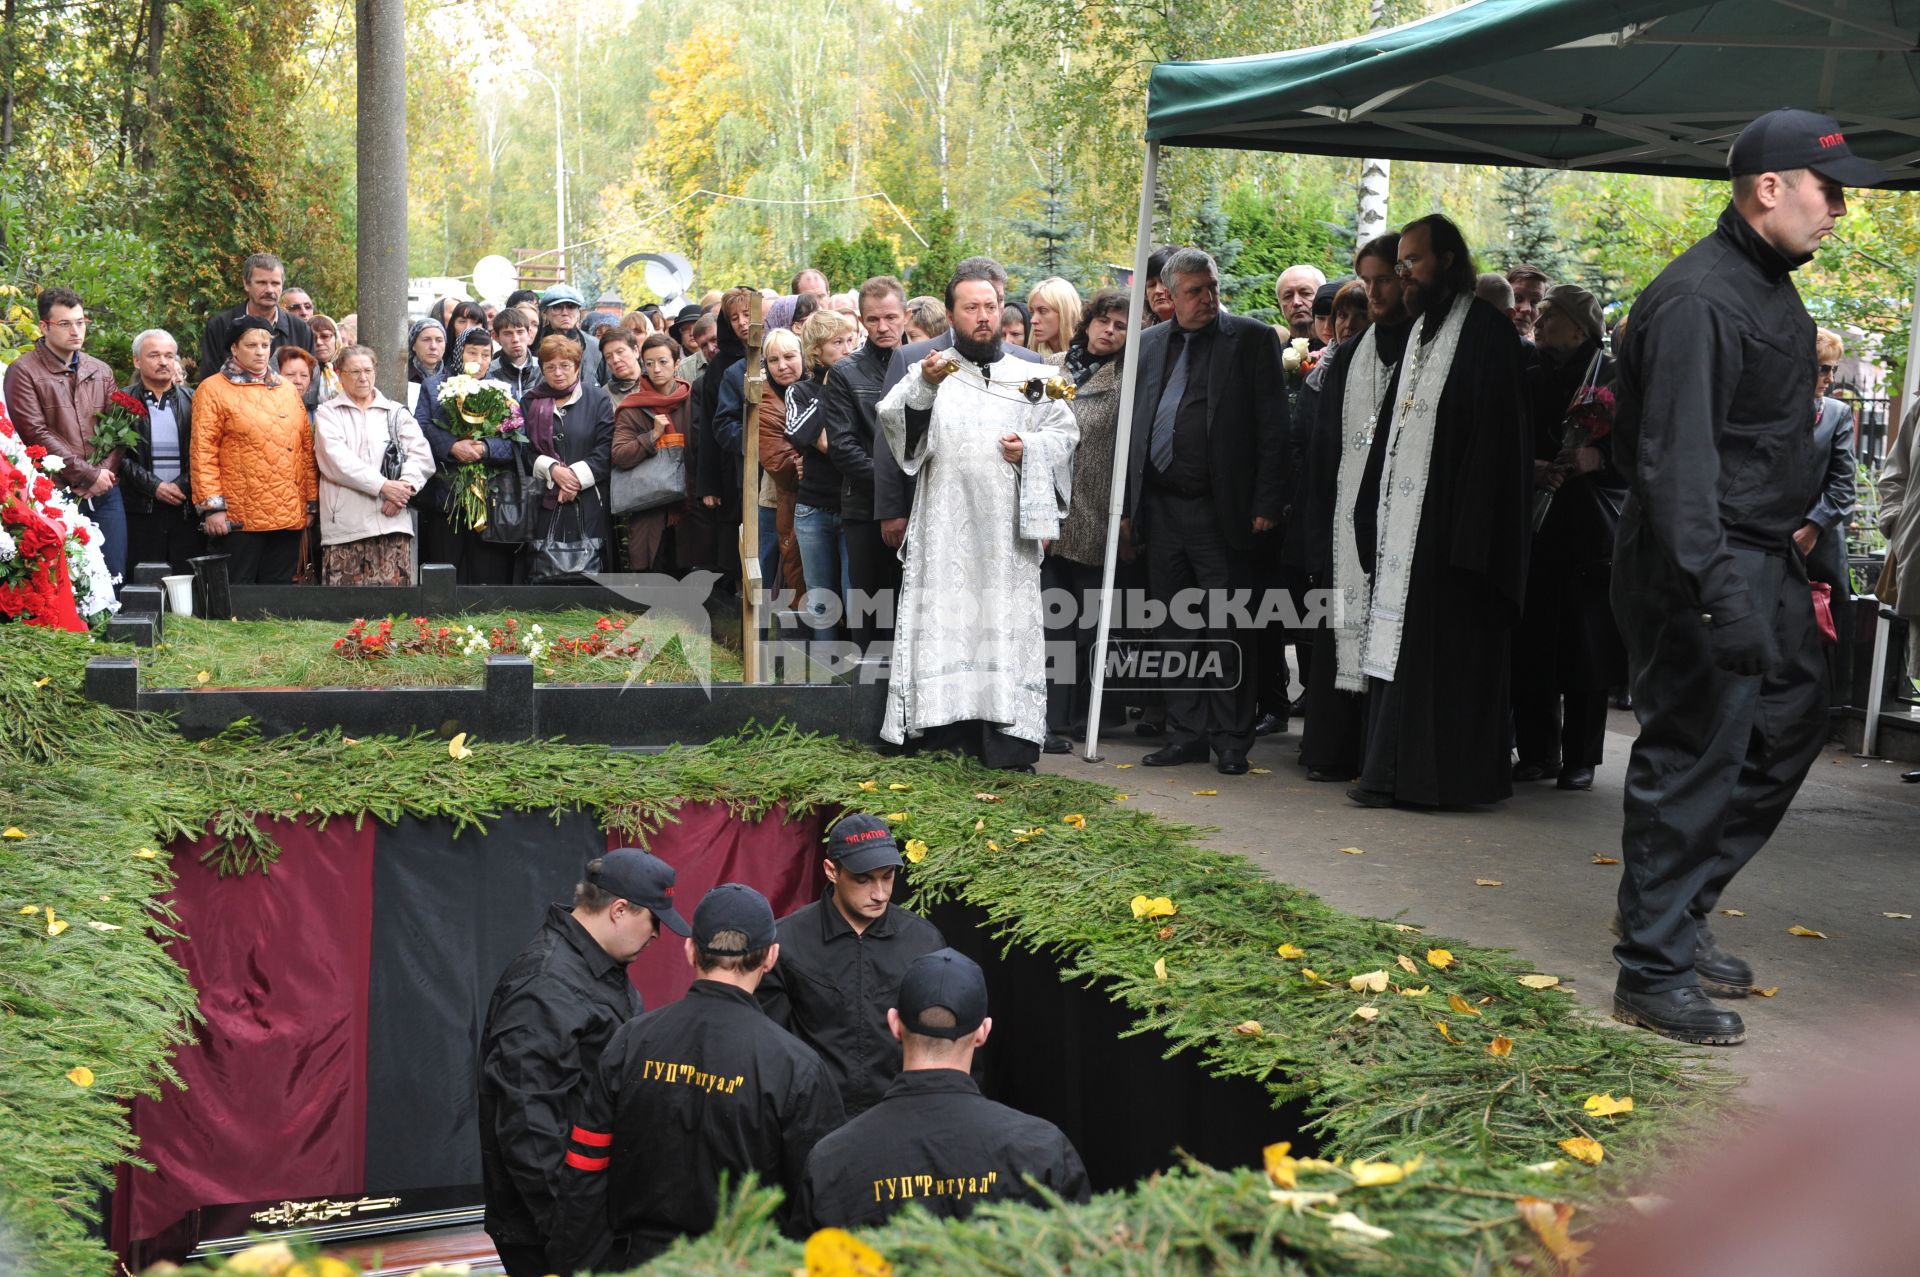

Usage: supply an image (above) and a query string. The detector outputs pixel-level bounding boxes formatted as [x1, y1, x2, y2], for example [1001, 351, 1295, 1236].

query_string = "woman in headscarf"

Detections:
[190, 314, 317, 584]
[403, 317, 446, 415]
[611, 333, 694, 572]
[999, 299, 1031, 348]
[520, 334, 615, 579]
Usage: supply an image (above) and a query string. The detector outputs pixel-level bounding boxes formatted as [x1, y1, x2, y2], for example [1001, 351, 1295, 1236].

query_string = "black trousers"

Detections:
[1612, 540, 1828, 993]
[125, 505, 207, 576]
[1144, 487, 1256, 755]
[1251, 541, 1293, 727]
[1513, 687, 1609, 770]
[489, 1240, 549, 1277]
[842, 516, 900, 650]
[1043, 555, 1105, 736]
[211, 528, 302, 584]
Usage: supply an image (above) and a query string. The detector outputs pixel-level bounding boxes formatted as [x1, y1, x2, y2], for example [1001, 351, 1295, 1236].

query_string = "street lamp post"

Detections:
[522, 66, 568, 282]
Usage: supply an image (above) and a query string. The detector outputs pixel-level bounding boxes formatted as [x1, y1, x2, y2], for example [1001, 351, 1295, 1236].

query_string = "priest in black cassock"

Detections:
[1331, 214, 1531, 808]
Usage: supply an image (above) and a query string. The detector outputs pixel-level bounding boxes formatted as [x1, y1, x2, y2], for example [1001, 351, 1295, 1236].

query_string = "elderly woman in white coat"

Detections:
[312, 344, 434, 585]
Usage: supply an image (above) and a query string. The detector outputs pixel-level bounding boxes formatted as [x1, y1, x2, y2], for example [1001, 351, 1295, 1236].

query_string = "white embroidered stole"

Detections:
[1331, 327, 1389, 693]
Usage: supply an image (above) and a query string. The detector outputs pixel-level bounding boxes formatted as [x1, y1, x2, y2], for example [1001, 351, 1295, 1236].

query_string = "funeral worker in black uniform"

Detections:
[478, 849, 689, 1277]
[756, 812, 946, 1118]
[548, 883, 844, 1272]
[800, 947, 1089, 1230]
[1609, 108, 1885, 1047]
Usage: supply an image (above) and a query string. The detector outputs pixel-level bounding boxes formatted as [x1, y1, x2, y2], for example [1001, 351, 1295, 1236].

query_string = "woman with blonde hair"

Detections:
[1027, 277, 1083, 357]
[788, 308, 860, 639]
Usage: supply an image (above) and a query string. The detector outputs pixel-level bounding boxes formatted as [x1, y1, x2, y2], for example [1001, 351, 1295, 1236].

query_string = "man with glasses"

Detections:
[5, 286, 124, 579]
[281, 286, 317, 324]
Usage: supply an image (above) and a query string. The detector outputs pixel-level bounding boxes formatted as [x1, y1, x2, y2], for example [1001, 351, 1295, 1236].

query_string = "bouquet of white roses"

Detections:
[435, 375, 529, 533]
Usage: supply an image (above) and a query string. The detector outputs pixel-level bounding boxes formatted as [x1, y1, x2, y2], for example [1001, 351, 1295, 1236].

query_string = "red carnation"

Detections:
[32, 476, 52, 503]
[25, 445, 46, 462]
[73, 527, 89, 545]
[109, 390, 150, 419]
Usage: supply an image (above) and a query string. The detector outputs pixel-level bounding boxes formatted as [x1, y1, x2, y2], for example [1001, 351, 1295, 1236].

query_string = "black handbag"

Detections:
[482, 444, 538, 545]
[379, 408, 406, 482]
[525, 501, 604, 583]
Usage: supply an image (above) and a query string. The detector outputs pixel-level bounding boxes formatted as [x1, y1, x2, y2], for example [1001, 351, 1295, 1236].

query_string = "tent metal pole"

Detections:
[1084, 138, 1160, 763]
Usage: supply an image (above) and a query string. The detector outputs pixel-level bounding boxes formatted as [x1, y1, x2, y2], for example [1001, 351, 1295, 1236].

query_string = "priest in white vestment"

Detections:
[876, 268, 1078, 770]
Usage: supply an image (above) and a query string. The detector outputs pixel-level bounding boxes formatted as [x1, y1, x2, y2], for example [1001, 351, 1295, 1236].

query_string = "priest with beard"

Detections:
[876, 261, 1078, 770]
[1332, 214, 1531, 808]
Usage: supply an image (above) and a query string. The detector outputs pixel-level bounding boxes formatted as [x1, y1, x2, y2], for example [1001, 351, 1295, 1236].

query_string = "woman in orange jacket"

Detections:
[191, 314, 317, 583]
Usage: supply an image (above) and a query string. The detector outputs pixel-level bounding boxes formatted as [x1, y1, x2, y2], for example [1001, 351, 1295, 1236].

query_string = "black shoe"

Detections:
[1216, 751, 1249, 775]
[1694, 926, 1752, 997]
[1904, 769, 1920, 783]
[1043, 734, 1072, 755]
[1253, 712, 1286, 737]
[1288, 695, 1308, 718]
[1134, 719, 1166, 738]
[1142, 742, 1208, 767]
[1347, 787, 1394, 809]
[1556, 766, 1595, 791]
[1612, 984, 1745, 1045]
[1306, 767, 1348, 783]
[1512, 761, 1555, 783]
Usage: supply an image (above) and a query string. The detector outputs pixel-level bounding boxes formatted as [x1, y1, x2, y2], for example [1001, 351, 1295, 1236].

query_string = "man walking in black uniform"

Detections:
[478, 849, 689, 1277]
[757, 813, 945, 1118]
[1610, 109, 1885, 1045]
[549, 884, 844, 1272]
[1125, 247, 1290, 776]
[799, 948, 1089, 1229]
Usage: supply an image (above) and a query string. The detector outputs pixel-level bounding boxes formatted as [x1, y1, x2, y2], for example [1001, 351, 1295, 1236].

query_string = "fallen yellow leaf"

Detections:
[1349, 970, 1390, 993]
[1488, 1035, 1514, 1058]
[1426, 948, 1455, 969]
[883, 811, 909, 823]
[1269, 1188, 1341, 1212]
[973, 818, 986, 832]
[1516, 1197, 1595, 1270]
[1395, 954, 1419, 974]
[1130, 895, 1177, 920]
[1719, 908, 1745, 917]
[1233, 1020, 1263, 1036]
[45, 907, 68, 937]
[1390, 922, 1422, 933]
[32, 677, 49, 688]
[1475, 878, 1504, 887]
[1524, 1160, 1565, 1175]
[1787, 925, 1827, 938]
[1191, 788, 1218, 796]
[1435, 1020, 1454, 1042]
[2, 827, 25, 839]
[1352, 1005, 1380, 1022]
[858, 780, 878, 791]
[1399, 985, 1430, 997]
[1340, 846, 1366, 855]
[1114, 763, 1133, 769]
[18, 905, 38, 915]
[887, 782, 912, 791]
[1591, 855, 1621, 865]
[986, 841, 1001, 852]
[66, 1066, 94, 1087]
[1263, 1141, 1298, 1188]
[132, 847, 158, 860]
[1583, 1093, 1634, 1117]
[225, 1241, 296, 1276]
[1348, 1154, 1420, 1186]
[1301, 967, 1331, 986]
[285, 1259, 356, 1277]
[1447, 993, 1481, 1017]
[1276, 943, 1306, 960]
[1884, 912, 1913, 920]
[194, 670, 211, 684]
[1153, 957, 1168, 981]
[1062, 813, 1087, 829]
[447, 732, 474, 760]
[1113, 793, 1130, 802]
[1517, 974, 1561, 990]
[803, 1225, 892, 1277]
[84, 920, 121, 932]
[1251, 767, 1272, 775]
[903, 839, 929, 864]
[1325, 1210, 1393, 1241]
[342, 736, 360, 746]
[1558, 1137, 1605, 1165]
[1751, 985, 1779, 997]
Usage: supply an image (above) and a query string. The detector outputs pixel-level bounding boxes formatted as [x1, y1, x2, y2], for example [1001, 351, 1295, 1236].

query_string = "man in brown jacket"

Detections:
[4, 286, 123, 579]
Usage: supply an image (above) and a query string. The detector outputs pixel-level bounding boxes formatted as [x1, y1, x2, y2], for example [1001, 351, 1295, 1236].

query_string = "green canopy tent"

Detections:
[1083, 0, 1920, 758]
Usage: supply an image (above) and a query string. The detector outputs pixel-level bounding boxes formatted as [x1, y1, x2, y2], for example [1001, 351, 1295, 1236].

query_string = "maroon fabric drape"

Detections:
[610, 800, 830, 1011]
[119, 817, 377, 1243]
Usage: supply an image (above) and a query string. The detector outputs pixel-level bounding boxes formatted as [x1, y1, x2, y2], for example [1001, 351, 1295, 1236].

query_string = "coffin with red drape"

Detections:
[113, 803, 828, 1255]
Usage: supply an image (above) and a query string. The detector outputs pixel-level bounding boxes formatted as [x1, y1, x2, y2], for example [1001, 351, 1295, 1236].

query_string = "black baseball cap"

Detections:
[692, 882, 777, 954]
[896, 948, 988, 1040]
[592, 848, 690, 936]
[1728, 108, 1888, 187]
[826, 813, 905, 875]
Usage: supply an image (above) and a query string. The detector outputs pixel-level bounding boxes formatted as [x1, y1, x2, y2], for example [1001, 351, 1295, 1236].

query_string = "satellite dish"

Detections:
[613, 252, 695, 309]
[471, 255, 518, 305]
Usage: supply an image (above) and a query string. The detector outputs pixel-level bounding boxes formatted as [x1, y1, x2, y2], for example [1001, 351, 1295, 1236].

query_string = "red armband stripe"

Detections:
[569, 1125, 613, 1148]
[565, 1150, 610, 1172]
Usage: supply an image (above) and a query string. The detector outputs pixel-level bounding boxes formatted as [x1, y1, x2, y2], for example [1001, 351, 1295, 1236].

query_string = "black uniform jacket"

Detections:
[799, 1069, 1090, 1230]
[821, 340, 890, 523]
[1612, 202, 1820, 620]
[756, 895, 945, 1118]
[549, 979, 844, 1271]
[478, 905, 642, 1249]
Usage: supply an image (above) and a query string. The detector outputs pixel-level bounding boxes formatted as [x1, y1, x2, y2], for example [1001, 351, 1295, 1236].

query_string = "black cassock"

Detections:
[1353, 297, 1531, 806]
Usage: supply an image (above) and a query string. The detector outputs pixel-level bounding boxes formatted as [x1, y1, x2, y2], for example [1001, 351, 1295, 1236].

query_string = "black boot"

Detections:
[1612, 985, 1745, 1045]
[1694, 924, 1753, 997]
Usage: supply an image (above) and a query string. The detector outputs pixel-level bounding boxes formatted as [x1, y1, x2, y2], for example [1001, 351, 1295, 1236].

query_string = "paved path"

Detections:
[1040, 710, 1920, 1106]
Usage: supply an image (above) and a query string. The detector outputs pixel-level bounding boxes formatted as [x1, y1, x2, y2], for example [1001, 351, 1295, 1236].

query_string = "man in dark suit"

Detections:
[1125, 248, 1289, 775]
[871, 258, 1044, 554]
